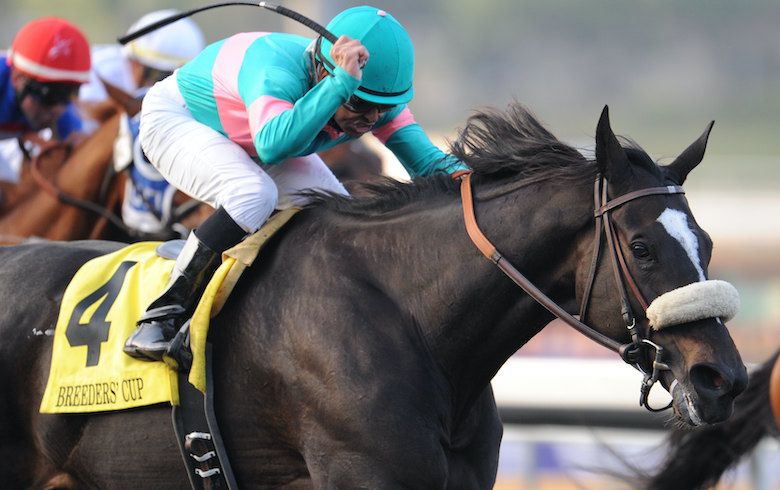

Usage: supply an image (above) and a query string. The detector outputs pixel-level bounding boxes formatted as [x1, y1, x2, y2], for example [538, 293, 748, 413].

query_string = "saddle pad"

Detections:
[40, 208, 299, 414]
[40, 242, 178, 414]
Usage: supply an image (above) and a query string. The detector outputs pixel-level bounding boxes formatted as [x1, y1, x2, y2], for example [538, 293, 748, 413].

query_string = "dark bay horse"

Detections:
[638, 348, 780, 490]
[0, 104, 747, 489]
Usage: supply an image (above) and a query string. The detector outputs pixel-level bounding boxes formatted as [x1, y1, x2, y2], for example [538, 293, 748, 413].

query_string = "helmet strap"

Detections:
[314, 36, 336, 73]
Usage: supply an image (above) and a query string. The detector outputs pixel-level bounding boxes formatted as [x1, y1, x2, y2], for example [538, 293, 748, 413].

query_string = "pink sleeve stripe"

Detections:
[248, 95, 294, 138]
[212, 33, 270, 156]
[371, 107, 417, 144]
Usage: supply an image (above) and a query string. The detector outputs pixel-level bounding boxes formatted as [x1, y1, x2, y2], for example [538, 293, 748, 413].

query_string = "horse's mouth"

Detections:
[670, 379, 703, 426]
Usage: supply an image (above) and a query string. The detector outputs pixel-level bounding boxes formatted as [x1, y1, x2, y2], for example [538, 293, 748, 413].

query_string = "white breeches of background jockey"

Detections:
[138, 74, 348, 234]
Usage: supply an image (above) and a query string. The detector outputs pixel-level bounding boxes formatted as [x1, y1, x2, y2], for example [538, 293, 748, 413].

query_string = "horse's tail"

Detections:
[643, 348, 780, 490]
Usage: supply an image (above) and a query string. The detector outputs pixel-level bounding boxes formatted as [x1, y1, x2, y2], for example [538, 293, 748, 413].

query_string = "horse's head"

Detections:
[580, 106, 747, 426]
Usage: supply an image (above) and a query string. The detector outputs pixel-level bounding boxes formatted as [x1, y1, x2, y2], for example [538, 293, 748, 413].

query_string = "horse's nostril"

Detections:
[690, 364, 729, 393]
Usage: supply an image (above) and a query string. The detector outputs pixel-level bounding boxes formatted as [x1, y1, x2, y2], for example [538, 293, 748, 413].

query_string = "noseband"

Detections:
[453, 170, 684, 412]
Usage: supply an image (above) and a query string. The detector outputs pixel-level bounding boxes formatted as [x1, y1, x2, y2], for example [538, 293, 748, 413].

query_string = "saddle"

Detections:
[40, 208, 300, 489]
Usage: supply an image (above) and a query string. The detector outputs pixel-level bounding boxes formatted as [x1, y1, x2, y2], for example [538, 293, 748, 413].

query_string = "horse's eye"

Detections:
[631, 242, 651, 259]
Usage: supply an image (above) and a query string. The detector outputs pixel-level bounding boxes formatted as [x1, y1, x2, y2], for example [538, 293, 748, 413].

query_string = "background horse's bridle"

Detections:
[26, 140, 131, 237]
[453, 170, 684, 411]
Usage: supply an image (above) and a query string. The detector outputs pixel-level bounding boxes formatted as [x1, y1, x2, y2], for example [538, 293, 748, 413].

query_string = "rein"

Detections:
[453, 170, 684, 411]
[29, 142, 132, 234]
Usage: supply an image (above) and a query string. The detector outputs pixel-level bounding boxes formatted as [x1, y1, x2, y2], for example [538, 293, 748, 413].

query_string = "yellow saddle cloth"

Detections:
[40, 208, 298, 414]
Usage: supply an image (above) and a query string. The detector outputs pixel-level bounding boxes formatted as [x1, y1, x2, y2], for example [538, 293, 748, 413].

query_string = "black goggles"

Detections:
[140, 66, 173, 84]
[342, 95, 396, 114]
[23, 79, 79, 107]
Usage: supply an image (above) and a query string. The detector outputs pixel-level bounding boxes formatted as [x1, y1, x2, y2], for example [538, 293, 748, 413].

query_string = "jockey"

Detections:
[0, 17, 90, 185]
[78, 10, 205, 235]
[124, 5, 468, 365]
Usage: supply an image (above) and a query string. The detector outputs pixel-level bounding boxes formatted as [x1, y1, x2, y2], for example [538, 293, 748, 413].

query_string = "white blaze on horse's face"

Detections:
[657, 208, 706, 281]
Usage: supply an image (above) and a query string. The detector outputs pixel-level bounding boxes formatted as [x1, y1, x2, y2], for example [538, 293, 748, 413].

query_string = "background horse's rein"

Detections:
[27, 139, 131, 237]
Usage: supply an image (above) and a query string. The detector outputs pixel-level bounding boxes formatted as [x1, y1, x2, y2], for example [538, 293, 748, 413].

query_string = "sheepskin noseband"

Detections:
[646, 280, 740, 330]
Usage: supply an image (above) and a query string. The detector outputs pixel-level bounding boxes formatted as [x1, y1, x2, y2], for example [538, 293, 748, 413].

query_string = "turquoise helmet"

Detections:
[316, 6, 414, 105]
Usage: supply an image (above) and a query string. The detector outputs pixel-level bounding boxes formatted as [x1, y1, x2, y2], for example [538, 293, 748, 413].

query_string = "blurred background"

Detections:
[4, 0, 779, 487]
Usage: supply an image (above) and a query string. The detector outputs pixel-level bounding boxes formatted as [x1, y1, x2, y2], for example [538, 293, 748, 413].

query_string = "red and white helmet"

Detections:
[7, 17, 91, 84]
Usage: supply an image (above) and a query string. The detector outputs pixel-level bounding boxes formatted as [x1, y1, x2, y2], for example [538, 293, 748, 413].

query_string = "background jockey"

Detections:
[78, 9, 205, 133]
[124, 5, 468, 366]
[78, 10, 205, 237]
[0, 17, 90, 189]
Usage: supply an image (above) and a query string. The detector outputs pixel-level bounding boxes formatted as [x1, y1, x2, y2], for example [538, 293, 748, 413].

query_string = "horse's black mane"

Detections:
[306, 102, 659, 215]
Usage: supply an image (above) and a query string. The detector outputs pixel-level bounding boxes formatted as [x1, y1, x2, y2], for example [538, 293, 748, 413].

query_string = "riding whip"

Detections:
[118, 1, 337, 45]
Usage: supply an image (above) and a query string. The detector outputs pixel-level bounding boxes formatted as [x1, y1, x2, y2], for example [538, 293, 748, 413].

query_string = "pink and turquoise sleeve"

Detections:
[248, 67, 358, 164]
[373, 108, 467, 177]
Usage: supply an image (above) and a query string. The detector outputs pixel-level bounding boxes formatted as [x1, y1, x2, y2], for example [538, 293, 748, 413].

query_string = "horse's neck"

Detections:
[54, 114, 120, 198]
[341, 180, 593, 403]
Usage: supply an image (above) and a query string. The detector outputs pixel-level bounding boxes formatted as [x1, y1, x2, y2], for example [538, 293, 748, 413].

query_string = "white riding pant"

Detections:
[138, 73, 348, 233]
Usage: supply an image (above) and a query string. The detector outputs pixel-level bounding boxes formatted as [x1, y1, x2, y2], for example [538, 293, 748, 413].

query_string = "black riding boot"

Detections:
[123, 207, 246, 366]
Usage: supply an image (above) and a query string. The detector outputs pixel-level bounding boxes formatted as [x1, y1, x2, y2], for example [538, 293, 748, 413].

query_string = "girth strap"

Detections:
[172, 343, 238, 490]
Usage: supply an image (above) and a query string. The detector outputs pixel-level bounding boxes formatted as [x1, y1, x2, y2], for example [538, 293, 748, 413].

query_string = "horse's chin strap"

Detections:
[452, 170, 684, 412]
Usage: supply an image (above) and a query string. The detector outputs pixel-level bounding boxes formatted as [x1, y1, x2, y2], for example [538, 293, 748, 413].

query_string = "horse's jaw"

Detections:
[669, 379, 704, 427]
[656, 327, 747, 427]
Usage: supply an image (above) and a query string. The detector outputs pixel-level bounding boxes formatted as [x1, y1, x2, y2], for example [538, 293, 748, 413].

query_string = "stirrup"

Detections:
[163, 320, 193, 372]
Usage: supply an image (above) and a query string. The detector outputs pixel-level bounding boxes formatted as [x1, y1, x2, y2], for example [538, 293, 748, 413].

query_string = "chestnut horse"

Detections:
[0, 113, 203, 244]
[0, 117, 129, 243]
[0, 117, 382, 245]
[0, 104, 746, 488]
[0, 74, 384, 245]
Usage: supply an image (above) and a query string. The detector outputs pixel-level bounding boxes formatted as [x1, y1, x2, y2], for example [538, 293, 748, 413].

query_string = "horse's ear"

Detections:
[665, 121, 714, 185]
[595, 105, 631, 185]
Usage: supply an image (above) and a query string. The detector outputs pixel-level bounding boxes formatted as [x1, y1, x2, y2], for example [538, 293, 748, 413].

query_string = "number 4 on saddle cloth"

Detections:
[39, 208, 299, 415]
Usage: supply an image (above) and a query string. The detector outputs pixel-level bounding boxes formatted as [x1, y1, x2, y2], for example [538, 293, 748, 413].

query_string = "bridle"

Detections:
[453, 170, 685, 412]
[27, 140, 131, 237]
[26, 137, 199, 241]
